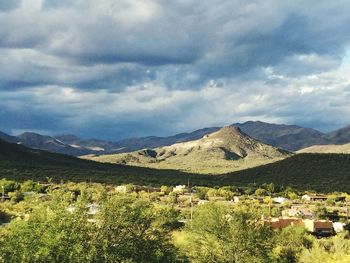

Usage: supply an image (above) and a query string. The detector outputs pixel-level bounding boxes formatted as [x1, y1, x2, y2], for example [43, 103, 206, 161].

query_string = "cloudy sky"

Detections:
[1, 0, 350, 140]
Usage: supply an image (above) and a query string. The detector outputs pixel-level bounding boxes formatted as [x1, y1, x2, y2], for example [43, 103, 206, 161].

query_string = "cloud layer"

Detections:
[1, 0, 350, 139]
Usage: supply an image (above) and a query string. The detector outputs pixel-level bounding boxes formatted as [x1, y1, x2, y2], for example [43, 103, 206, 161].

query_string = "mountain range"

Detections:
[82, 126, 291, 174]
[1, 121, 350, 156]
[1, 135, 350, 192]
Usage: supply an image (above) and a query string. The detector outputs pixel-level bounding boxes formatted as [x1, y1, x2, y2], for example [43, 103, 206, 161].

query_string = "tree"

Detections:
[160, 185, 170, 194]
[179, 202, 275, 263]
[94, 195, 181, 262]
[299, 234, 350, 263]
[272, 226, 313, 263]
[0, 192, 183, 263]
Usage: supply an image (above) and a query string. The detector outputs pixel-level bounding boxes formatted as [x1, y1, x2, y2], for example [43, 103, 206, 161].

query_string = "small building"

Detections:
[173, 185, 187, 193]
[267, 217, 304, 229]
[282, 206, 314, 219]
[198, 200, 209, 206]
[274, 197, 290, 204]
[333, 222, 346, 233]
[115, 185, 128, 194]
[87, 203, 100, 223]
[335, 196, 346, 202]
[233, 196, 240, 203]
[303, 219, 334, 236]
[302, 194, 328, 202]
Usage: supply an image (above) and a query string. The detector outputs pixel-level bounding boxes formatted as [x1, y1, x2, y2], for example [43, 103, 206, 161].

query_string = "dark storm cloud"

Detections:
[0, 0, 21, 11]
[1, 0, 350, 138]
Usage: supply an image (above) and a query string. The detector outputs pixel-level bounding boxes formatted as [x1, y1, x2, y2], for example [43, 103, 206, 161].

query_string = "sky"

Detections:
[1, 0, 350, 140]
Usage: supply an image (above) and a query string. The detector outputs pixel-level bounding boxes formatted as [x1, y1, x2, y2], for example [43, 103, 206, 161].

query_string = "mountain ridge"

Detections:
[1, 121, 350, 155]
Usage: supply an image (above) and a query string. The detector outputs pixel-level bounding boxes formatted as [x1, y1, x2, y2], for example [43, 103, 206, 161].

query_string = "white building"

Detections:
[273, 197, 290, 204]
[173, 185, 187, 193]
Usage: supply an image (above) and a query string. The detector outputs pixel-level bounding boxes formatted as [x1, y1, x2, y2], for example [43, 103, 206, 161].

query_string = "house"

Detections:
[333, 222, 346, 233]
[273, 197, 290, 204]
[267, 217, 304, 229]
[66, 203, 101, 223]
[23, 191, 35, 196]
[87, 203, 100, 223]
[302, 194, 328, 202]
[282, 206, 314, 219]
[233, 196, 240, 203]
[173, 185, 187, 193]
[335, 196, 346, 202]
[115, 185, 128, 194]
[198, 200, 209, 206]
[303, 219, 334, 236]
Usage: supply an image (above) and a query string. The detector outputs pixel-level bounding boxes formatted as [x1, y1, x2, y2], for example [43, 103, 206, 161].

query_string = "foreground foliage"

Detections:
[0, 182, 350, 262]
[0, 192, 182, 262]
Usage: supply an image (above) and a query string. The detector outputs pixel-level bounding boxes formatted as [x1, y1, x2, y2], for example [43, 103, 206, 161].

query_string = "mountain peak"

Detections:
[206, 126, 248, 143]
[84, 125, 291, 174]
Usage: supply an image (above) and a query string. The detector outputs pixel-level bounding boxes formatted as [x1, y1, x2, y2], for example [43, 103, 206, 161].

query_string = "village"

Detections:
[1, 180, 349, 238]
[114, 183, 349, 237]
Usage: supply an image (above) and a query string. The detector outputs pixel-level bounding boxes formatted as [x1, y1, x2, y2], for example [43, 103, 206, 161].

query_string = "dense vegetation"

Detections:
[0, 181, 349, 262]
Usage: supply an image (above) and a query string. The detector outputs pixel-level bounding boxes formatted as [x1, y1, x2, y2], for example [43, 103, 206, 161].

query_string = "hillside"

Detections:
[297, 143, 350, 154]
[82, 126, 291, 174]
[221, 153, 350, 192]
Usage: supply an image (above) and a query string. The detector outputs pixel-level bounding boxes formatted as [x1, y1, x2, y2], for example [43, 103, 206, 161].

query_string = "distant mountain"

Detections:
[0, 131, 19, 143]
[54, 134, 120, 153]
[323, 124, 350, 144]
[297, 143, 350, 154]
[0, 137, 89, 166]
[112, 127, 221, 152]
[2, 120, 350, 156]
[54, 127, 221, 154]
[83, 126, 291, 174]
[17, 132, 93, 156]
[234, 121, 328, 151]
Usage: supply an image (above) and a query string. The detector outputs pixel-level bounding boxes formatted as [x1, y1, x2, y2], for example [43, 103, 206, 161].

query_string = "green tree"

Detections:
[299, 234, 350, 263]
[179, 202, 274, 263]
[272, 226, 313, 263]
